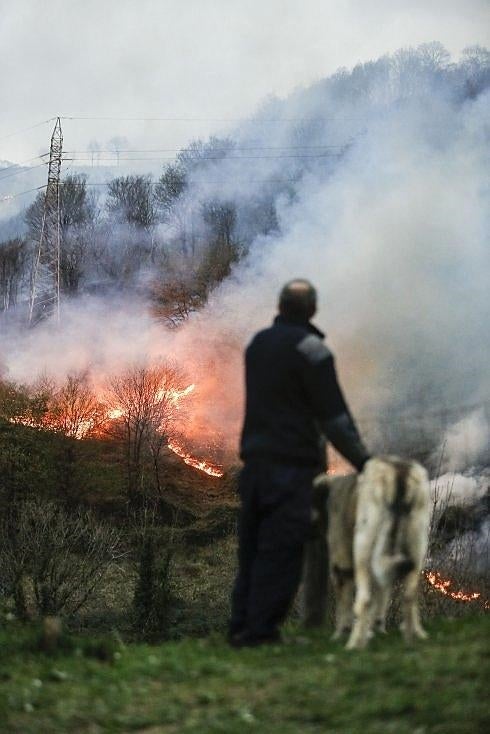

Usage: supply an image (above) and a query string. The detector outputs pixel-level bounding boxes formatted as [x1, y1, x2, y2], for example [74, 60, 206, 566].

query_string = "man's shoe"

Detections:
[229, 631, 281, 648]
[228, 631, 245, 647]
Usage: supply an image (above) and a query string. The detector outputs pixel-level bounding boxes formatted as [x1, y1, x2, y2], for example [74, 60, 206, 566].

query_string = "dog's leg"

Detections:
[331, 567, 354, 639]
[347, 492, 378, 650]
[331, 572, 343, 640]
[402, 502, 430, 643]
[338, 576, 355, 638]
[373, 583, 391, 634]
[346, 565, 372, 650]
[401, 568, 427, 642]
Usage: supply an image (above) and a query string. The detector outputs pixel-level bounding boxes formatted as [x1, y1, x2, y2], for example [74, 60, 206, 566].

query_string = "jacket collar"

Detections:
[274, 314, 325, 339]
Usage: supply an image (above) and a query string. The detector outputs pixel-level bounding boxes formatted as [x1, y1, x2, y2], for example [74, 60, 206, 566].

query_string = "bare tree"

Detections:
[4, 372, 104, 440]
[176, 136, 235, 172]
[49, 371, 106, 439]
[0, 378, 31, 422]
[197, 199, 244, 296]
[0, 497, 122, 618]
[0, 238, 27, 311]
[201, 199, 237, 247]
[154, 163, 187, 221]
[105, 362, 187, 501]
[418, 42, 451, 70]
[152, 278, 202, 328]
[23, 375, 56, 429]
[106, 175, 157, 230]
[462, 45, 490, 71]
[150, 257, 203, 328]
[26, 174, 94, 238]
[87, 139, 101, 167]
[25, 175, 96, 295]
[107, 136, 129, 167]
[461, 45, 490, 97]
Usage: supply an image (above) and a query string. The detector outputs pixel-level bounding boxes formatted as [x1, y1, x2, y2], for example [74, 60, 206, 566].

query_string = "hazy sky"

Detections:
[1, 0, 489, 161]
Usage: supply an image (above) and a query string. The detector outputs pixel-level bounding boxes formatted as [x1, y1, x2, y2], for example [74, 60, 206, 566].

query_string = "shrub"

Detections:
[133, 527, 176, 638]
[0, 498, 123, 619]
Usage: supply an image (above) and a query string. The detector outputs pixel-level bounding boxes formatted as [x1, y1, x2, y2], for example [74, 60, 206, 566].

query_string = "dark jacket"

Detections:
[240, 315, 369, 471]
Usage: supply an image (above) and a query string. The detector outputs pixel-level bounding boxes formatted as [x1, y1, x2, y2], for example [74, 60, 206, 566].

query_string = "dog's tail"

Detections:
[372, 544, 415, 586]
[371, 460, 416, 586]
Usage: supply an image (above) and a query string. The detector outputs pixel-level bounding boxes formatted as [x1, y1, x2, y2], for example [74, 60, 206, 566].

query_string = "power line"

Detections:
[64, 144, 348, 154]
[0, 148, 344, 183]
[0, 184, 46, 204]
[0, 153, 49, 176]
[60, 115, 361, 123]
[0, 116, 347, 204]
[65, 152, 343, 164]
[0, 172, 305, 205]
[60, 178, 299, 187]
[0, 118, 56, 144]
[0, 175, 301, 204]
[0, 161, 48, 184]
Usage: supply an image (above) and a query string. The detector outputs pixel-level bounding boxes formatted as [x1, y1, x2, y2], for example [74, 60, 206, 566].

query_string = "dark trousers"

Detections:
[230, 459, 316, 641]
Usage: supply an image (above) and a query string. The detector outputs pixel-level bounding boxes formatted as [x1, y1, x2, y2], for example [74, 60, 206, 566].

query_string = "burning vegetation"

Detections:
[1, 368, 488, 614]
[167, 439, 224, 478]
[1, 365, 226, 485]
[425, 570, 489, 609]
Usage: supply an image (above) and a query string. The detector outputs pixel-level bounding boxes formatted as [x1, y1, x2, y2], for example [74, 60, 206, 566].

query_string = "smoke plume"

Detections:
[1, 45, 489, 463]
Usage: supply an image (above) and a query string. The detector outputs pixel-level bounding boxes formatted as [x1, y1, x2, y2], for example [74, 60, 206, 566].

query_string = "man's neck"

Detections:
[274, 314, 325, 338]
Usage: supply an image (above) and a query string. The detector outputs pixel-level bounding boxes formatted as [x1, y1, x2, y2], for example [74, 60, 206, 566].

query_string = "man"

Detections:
[229, 279, 370, 647]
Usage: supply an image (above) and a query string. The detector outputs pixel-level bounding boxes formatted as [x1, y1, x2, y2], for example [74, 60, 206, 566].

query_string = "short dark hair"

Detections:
[279, 279, 317, 321]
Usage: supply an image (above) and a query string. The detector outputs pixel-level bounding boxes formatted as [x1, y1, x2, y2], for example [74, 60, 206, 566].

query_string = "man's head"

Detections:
[278, 279, 317, 322]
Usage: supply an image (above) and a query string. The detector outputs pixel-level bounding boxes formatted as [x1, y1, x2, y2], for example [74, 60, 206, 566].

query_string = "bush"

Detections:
[133, 527, 176, 638]
[0, 498, 123, 619]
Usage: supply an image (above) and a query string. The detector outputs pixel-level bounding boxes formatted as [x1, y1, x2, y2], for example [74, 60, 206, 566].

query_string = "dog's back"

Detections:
[356, 456, 430, 587]
[347, 456, 430, 649]
[311, 456, 431, 649]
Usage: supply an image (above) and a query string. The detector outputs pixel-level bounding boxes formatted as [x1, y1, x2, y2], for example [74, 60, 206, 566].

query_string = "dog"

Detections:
[314, 456, 431, 650]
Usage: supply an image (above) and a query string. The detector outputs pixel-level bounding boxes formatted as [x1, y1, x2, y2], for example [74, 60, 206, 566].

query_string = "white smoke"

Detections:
[1, 47, 489, 460]
[429, 471, 489, 573]
[168, 79, 490, 449]
[430, 472, 488, 512]
[434, 409, 490, 474]
[0, 296, 163, 383]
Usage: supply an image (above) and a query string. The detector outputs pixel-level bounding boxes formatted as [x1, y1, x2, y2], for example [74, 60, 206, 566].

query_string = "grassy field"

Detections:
[0, 614, 488, 734]
[1, 419, 489, 732]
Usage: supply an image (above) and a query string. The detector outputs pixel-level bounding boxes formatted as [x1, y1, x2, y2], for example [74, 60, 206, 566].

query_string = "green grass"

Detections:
[0, 615, 488, 733]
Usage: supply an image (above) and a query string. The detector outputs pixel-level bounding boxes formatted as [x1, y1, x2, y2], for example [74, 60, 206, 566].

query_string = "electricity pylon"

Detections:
[29, 117, 63, 325]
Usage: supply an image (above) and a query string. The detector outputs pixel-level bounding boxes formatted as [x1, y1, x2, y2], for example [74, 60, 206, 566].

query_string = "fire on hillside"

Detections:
[167, 439, 224, 477]
[11, 379, 226, 479]
[104, 381, 225, 478]
[425, 570, 489, 609]
[8, 377, 489, 609]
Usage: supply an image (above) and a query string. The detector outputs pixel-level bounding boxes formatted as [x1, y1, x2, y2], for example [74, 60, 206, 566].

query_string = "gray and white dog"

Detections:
[313, 456, 431, 650]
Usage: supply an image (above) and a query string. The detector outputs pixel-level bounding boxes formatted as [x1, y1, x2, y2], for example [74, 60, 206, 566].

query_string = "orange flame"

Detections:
[162, 383, 195, 404]
[425, 570, 489, 608]
[106, 383, 224, 478]
[167, 439, 224, 478]
[11, 381, 225, 479]
[107, 408, 123, 420]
